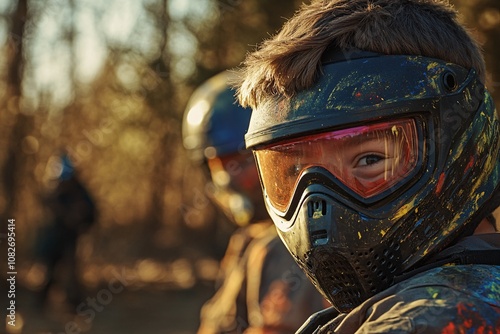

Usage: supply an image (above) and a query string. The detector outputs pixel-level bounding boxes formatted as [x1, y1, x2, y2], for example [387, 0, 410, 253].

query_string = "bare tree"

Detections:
[1, 0, 30, 223]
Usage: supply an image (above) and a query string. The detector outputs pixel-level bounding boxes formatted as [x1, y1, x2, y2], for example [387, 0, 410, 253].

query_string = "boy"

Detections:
[236, 0, 500, 332]
[182, 71, 326, 333]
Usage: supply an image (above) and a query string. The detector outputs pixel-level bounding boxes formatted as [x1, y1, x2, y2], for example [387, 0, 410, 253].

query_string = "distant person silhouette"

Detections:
[35, 154, 97, 311]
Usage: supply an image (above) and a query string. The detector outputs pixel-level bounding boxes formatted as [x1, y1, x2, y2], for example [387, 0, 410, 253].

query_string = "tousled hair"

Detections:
[236, 0, 486, 109]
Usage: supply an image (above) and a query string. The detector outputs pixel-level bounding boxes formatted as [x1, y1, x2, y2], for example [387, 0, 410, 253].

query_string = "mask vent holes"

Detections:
[308, 200, 327, 217]
[311, 229, 328, 240]
[443, 71, 458, 92]
[313, 251, 365, 311]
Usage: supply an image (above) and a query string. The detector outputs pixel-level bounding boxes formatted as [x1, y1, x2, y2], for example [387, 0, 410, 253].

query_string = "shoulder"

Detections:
[224, 222, 274, 255]
[329, 265, 500, 333]
[395, 264, 500, 305]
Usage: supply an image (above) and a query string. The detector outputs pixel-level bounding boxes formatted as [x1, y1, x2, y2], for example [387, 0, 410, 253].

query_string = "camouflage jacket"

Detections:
[197, 221, 327, 334]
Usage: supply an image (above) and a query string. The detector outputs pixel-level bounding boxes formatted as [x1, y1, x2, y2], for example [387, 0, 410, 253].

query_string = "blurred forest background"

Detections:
[0, 0, 499, 333]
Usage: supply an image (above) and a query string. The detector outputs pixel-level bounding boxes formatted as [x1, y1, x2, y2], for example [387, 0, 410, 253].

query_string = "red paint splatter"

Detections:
[435, 172, 446, 195]
[448, 302, 499, 334]
[441, 322, 456, 334]
[465, 156, 475, 173]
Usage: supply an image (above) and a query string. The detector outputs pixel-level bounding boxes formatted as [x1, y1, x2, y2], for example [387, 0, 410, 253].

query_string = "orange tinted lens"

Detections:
[255, 119, 419, 212]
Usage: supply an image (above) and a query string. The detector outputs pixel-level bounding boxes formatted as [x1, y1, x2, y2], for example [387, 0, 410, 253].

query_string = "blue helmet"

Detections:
[182, 71, 251, 164]
[182, 71, 266, 226]
[59, 154, 75, 180]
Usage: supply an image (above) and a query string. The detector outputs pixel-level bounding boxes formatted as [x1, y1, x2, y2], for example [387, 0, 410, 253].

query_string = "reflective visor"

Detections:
[254, 119, 420, 212]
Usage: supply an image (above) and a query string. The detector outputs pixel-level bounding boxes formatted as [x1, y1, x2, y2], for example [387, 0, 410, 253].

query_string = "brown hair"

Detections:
[236, 0, 486, 109]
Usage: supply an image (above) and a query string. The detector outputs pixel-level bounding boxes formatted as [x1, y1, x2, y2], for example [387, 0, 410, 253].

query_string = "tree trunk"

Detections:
[1, 0, 29, 222]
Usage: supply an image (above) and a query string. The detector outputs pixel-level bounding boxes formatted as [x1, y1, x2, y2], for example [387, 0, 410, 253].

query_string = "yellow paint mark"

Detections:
[490, 282, 500, 294]
[392, 201, 414, 220]
[426, 62, 440, 70]
[358, 231, 362, 239]
[312, 211, 323, 219]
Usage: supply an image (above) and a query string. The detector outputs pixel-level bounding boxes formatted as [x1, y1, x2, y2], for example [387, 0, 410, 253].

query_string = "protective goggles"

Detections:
[254, 118, 420, 213]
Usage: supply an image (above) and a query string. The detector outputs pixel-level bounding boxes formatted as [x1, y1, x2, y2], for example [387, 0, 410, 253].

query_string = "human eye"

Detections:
[352, 152, 389, 180]
[355, 154, 385, 167]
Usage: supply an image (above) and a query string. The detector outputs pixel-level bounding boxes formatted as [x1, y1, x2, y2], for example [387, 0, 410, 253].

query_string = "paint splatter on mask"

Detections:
[246, 53, 500, 312]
